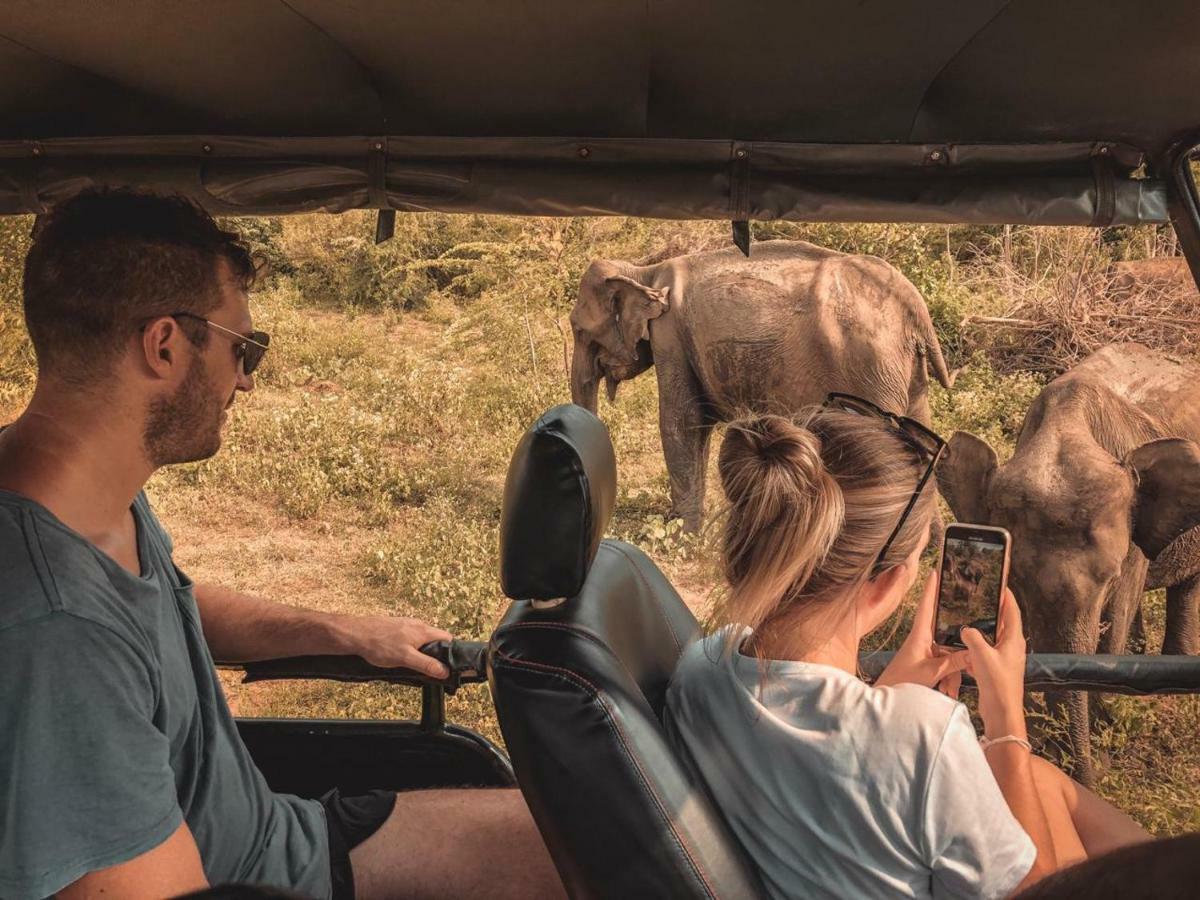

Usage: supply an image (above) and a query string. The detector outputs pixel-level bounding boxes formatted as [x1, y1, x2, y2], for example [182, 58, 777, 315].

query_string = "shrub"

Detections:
[0, 217, 34, 413]
[218, 216, 293, 284]
[930, 355, 1045, 455]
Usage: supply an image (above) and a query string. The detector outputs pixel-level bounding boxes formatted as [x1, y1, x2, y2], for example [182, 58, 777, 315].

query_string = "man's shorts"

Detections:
[319, 789, 397, 900]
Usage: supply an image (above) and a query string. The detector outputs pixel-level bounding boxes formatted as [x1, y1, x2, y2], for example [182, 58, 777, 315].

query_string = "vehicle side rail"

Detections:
[228, 643, 1200, 696]
[219, 639, 488, 731]
[859, 652, 1200, 695]
[232, 639, 488, 695]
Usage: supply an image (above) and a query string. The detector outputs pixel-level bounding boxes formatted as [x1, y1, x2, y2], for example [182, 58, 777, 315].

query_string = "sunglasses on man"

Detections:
[166, 312, 271, 375]
[822, 392, 947, 573]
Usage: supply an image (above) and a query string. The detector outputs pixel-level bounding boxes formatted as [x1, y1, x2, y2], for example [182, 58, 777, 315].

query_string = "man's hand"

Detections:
[875, 570, 968, 696]
[335, 615, 454, 680]
[193, 583, 455, 679]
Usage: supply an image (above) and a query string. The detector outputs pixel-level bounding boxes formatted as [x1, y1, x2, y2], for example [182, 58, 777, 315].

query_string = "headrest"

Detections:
[500, 404, 616, 600]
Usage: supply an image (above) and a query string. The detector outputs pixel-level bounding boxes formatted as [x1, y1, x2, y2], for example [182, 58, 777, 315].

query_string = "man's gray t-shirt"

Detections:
[0, 489, 331, 899]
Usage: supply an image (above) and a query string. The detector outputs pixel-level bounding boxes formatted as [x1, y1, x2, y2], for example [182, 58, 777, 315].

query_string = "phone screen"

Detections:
[936, 527, 1009, 647]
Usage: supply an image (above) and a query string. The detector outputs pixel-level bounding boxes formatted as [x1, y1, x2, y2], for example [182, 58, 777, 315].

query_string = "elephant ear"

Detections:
[605, 275, 669, 349]
[936, 431, 999, 524]
[1127, 438, 1200, 560]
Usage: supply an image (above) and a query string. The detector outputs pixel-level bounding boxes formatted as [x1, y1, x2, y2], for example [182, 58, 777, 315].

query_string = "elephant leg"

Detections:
[1163, 575, 1200, 655]
[657, 363, 714, 533]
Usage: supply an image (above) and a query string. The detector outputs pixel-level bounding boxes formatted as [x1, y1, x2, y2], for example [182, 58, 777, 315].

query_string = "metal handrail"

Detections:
[859, 652, 1200, 695]
[231, 642, 1200, 697]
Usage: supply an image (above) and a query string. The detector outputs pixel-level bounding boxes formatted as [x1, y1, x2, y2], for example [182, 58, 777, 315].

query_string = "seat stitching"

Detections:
[492, 650, 720, 899]
[497, 621, 666, 703]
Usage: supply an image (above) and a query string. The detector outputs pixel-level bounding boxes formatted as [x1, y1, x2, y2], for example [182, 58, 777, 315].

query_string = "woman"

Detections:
[664, 399, 1150, 899]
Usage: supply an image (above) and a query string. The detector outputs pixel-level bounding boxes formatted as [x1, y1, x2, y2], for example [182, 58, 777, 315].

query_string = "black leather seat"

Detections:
[489, 404, 766, 900]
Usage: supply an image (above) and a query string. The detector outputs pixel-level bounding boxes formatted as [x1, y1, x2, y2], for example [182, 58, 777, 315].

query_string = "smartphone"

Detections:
[935, 523, 1011, 648]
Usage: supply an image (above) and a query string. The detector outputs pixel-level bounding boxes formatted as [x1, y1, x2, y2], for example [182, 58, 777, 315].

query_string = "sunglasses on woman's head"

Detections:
[822, 392, 947, 573]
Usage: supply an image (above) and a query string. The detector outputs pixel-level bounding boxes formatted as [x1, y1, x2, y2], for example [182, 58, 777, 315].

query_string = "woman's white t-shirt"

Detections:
[664, 627, 1035, 900]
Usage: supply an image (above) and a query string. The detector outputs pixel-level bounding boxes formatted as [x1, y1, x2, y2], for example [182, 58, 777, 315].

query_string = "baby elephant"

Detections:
[937, 342, 1200, 781]
[569, 240, 953, 532]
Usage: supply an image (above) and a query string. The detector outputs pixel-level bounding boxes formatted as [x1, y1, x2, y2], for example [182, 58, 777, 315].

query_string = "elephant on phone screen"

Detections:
[936, 343, 1200, 782]
[569, 240, 954, 532]
[945, 553, 989, 615]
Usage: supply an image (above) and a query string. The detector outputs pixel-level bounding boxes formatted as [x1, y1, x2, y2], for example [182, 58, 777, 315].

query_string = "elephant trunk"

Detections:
[570, 338, 600, 414]
[1031, 609, 1100, 785]
[1044, 690, 1093, 786]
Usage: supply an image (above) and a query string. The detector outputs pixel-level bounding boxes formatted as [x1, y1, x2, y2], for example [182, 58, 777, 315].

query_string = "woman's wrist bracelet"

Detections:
[979, 734, 1032, 753]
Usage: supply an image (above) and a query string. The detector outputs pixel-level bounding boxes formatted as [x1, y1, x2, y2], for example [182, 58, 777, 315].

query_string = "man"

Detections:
[0, 190, 564, 900]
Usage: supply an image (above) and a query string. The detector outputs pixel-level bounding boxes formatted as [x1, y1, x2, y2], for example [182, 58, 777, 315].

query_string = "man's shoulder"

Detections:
[0, 493, 127, 633]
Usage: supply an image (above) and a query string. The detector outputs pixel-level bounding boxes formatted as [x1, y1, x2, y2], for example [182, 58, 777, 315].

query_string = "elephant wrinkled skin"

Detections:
[937, 342, 1200, 781]
[569, 240, 953, 532]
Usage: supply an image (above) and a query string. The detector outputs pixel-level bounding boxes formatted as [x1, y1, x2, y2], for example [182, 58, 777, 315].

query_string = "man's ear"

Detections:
[936, 432, 998, 524]
[1126, 438, 1200, 560]
[605, 275, 669, 347]
[140, 317, 183, 379]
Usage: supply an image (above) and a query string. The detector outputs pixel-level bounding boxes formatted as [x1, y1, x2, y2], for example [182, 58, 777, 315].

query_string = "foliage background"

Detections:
[2, 210, 1198, 834]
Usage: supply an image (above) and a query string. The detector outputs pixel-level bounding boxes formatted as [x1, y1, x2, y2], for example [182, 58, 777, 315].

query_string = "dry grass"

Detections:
[960, 230, 1200, 376]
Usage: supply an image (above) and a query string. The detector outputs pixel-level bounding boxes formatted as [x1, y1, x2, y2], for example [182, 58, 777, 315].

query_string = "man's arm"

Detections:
[193, 582, 451, 678]
[57, 822, 208, 900]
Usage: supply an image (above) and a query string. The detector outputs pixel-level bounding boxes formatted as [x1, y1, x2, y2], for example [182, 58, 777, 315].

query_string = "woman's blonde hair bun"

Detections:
[718, 413, 845, 606]
[719, 414, 837, 508]
[710, 406, 938, 651]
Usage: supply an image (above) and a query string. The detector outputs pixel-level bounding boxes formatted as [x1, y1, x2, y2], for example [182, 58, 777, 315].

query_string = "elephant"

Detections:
[569, 240, 954, 532]
[937, 544, 1003, 645]
[945, 552, 991, 616]
[936, 342, 1200, 781]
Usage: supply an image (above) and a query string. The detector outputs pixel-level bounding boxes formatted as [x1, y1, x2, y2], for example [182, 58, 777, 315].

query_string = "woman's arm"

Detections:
[961, 589, 1057, 891]
[983, 744, 1057, 891]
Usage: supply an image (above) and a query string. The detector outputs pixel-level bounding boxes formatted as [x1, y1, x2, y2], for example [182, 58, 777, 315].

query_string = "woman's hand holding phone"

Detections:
[960, 588, 1029, 740]
[876, 571, 969, 697]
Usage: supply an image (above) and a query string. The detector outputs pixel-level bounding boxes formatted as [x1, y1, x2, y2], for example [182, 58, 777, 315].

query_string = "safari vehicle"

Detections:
[5, 3, 1200, 897]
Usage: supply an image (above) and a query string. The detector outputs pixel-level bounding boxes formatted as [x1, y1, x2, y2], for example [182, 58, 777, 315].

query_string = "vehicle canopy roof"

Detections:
[2, 1, 1199, 233]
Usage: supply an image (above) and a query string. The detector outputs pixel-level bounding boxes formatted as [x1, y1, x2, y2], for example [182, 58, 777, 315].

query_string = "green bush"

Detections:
[218, 216, 293, 284]
[930, 355, 1045, 455]
[361, 496, 504, 640]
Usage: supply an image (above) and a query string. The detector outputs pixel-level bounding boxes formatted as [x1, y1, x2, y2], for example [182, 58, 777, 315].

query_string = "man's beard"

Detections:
[143, 356, 228, 467]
